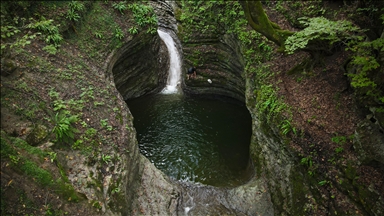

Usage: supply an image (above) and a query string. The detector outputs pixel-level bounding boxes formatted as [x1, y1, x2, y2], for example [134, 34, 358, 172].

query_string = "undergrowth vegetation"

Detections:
[285, 17, 362, 55]
[0, 1, 145, 214]
[0, 131, 81, 201]
[285, 15, 384, 113]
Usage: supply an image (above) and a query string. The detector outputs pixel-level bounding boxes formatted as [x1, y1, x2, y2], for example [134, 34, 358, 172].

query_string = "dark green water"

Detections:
[127, 94, 253, 187]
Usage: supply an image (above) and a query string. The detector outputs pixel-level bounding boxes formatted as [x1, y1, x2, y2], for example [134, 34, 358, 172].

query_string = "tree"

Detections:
[241, 1, 376, 67]
[242, 0, 384, 120]
[240, 1, 293, 49]
[284, 16, 365, 70]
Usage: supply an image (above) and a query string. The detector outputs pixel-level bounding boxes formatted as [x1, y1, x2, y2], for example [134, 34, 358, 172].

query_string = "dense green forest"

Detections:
[1, 1, 383, 215]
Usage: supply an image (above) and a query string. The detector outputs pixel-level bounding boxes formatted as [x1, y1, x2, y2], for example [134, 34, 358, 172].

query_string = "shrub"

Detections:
[347, 37, 384, 106]
[285, 17, 362, 54]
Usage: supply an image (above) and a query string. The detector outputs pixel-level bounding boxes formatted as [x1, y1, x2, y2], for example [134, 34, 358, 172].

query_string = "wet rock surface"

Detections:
[177, 178, 274, 216]
[165, 1, 247, 102]
[111, 32, 168, 100]
[130, 158, 180, 215]
[181, 31, 246, 102]
[120, 1, 274, 215]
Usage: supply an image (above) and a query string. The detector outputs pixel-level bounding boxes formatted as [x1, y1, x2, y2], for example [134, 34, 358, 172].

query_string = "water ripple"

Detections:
[127, 94, 252, 187]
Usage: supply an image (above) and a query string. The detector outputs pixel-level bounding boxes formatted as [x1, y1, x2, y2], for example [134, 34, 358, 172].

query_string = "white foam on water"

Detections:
[161, 85, 178, 94]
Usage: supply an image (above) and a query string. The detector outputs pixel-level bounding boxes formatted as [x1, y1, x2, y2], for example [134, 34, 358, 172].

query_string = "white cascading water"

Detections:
[157, 29, 181, 94]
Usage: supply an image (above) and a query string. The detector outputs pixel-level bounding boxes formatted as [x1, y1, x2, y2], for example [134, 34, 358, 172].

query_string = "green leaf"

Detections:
[318, 180, 328, 186]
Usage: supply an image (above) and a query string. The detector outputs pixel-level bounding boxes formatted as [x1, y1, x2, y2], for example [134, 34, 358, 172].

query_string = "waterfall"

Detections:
[157, 29, 182, 94]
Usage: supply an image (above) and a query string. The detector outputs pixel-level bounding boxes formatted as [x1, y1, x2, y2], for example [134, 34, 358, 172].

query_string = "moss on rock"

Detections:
[26, 124, 48, 146]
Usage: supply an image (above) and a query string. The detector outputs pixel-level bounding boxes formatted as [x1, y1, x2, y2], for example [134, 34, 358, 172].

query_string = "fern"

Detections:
[66, 1, 84, 22]
[114, 27, 124, 40]
[27, 17, 62, 47]
[112, 2, 127, 14]
[66, 9, 81, 22]
[69, 1, 85, 12]
[52, 112, 79, 144]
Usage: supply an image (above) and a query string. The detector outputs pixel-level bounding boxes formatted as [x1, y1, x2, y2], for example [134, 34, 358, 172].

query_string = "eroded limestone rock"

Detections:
[26, 124, 48, 146]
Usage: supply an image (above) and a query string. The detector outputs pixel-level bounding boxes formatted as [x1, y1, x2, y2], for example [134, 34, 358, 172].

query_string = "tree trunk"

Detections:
[240, 1, 293, 49]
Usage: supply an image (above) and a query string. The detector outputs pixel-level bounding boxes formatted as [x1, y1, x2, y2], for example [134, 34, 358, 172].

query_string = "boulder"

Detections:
[26, 124, 48, 146]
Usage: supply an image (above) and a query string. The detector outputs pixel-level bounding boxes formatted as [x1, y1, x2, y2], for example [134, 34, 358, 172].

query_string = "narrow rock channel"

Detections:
[110, 1, 274, 215]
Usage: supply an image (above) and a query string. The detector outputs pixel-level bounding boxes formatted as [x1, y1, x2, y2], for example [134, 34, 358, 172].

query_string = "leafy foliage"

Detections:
[128, 26, 138, 35]
[1, 25, 21, 39]
[284, 13, 383, 109]
[127, 3, 157, 34]
[52, 112, 79, 144]
[285, 17, 362, 54]
[258, 84, 285, 120]
[347, 37, 384, 105]
[114, 27, 124, 40]
[253, 72, 287, 125]
[179, 1, 247, 37]
[1, 17, 38, 53]
[1, 14, 62, 55]
[301, 156, 313, 167]
[42, 44, 58, 55]
[27, 17, 63, 47]
[280, 119, 297, 136]
[102, 154, 112, 164]
[69, 1, 85, 12]
[66, 1, 85, 22]
[94, 32, 103, 39]
[318, 180, 328, 186]
[66, 9, 81, 22]
[331, 136, 347, 145]
[112, 2, 127, 14]
[273, 1, 325, 28]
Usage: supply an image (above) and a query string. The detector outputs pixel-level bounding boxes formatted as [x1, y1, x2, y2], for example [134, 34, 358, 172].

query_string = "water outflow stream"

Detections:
[157, 29, 181, 94]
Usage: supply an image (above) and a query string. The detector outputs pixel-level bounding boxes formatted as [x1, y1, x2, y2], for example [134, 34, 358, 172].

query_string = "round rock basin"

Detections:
[127, 93, 253, 187]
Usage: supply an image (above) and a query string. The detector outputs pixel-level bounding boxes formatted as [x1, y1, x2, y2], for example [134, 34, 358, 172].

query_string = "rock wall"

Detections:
[111, 31, 168, 100]
[105, 26, 182, 215]
[183, 35, 246, 101]
[181, 32, 246, 101]
[246, 81, 384, 215]
[174, 2, 246, 102]
[245, 79, 310, 215]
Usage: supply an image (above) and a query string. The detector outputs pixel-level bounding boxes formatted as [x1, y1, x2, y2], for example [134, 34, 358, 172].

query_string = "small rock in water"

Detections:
[207, 79, 212, 84]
